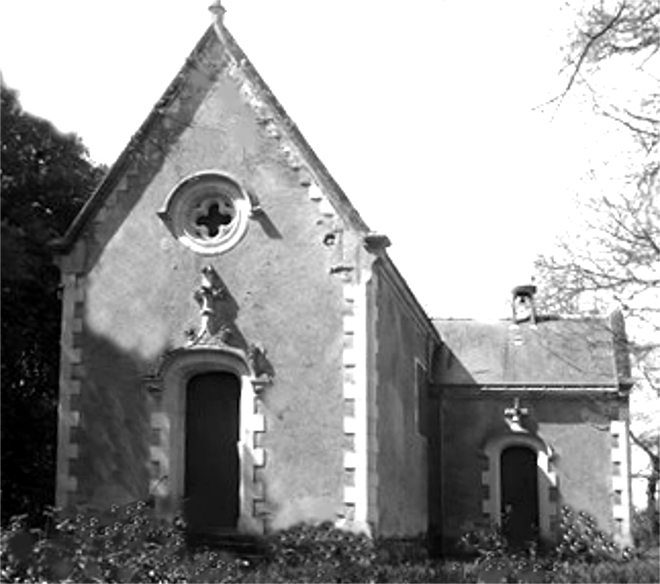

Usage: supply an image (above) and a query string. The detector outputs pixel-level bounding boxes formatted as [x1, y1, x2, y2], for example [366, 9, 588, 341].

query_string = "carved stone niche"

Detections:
[145, 265, 275, 396]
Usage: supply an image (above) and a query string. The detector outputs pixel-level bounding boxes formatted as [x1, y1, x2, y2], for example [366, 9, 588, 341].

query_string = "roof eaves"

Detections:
[377, 252, 440, 343]
[609, 309, 634, 390]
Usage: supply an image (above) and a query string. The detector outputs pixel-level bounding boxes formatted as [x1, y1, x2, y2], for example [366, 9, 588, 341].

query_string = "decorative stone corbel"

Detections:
[363, 232, 391, 254]
[144, 375, 164, 397]
[247, 342, 274, 393]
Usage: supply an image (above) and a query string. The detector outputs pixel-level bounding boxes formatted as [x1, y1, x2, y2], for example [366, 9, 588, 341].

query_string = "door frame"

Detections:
[500, 444, 540, 545]
[148, 347, 265, 534]
[185, 370, 241, 533]
[481, 433, 558, 542]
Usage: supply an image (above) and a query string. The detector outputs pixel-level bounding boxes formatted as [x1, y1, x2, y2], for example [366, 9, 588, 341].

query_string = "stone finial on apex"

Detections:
[209, 0, 226, 24]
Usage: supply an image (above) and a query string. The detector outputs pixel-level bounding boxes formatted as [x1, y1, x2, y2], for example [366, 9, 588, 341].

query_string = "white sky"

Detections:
[0, 0, 641, 318]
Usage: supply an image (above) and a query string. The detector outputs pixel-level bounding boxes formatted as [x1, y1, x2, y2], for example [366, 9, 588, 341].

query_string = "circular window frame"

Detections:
[159, 172, 250, 255]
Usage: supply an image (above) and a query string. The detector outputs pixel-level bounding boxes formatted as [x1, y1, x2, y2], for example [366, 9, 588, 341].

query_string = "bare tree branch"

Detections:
[559, 2, 628, 106]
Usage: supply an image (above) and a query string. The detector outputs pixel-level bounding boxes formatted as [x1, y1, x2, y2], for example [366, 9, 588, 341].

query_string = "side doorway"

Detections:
[500, 445, 539, 547]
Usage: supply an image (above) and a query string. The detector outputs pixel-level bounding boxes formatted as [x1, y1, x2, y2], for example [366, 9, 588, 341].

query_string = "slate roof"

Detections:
[433, 312, 632, 388]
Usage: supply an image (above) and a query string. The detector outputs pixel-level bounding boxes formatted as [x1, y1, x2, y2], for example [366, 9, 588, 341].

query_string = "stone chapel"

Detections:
[52, 4, 634, 552]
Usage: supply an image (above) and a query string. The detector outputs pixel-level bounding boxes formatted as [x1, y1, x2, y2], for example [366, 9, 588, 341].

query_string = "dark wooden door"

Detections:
[501, 446, 539, 547]
[185, 372, 240, 534]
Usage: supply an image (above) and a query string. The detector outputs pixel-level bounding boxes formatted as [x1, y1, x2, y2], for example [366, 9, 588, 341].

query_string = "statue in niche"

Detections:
[186, 266, 274, 389]
[188, 265, 231, 346]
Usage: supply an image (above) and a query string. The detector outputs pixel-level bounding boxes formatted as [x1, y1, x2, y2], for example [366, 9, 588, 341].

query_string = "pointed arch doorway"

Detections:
[184, 371, 240, 534]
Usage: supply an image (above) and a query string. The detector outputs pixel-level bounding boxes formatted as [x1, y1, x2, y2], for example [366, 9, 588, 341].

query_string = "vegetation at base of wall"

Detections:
[455, 507, 658, 583]
[632, 507, 660, 552]
[2, 503, 658, 583]
[555, 506, 635, 563]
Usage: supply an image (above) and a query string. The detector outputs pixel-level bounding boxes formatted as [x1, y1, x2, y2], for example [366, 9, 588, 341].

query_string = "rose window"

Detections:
[158, 172, 250, 255]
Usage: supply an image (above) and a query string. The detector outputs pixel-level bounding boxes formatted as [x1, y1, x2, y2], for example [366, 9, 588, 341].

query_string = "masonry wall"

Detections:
[56, 36, 354, 531]
[440, 390, 626, 548]
[372, 261, 433, 536]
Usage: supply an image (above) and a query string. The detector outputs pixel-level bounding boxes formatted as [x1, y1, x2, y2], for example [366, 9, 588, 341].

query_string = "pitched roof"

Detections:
[433, 313, 631, 388]
[52, 18, 370, 253]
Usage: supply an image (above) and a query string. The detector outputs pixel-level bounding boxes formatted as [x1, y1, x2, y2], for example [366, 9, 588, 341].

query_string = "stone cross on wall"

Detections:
[504, 398, 529, 432]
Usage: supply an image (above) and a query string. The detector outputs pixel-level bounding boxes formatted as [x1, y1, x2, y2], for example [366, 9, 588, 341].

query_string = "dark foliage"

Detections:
[2, 505, 659, 583]
[555, 506, 634, 563]
[263, 521, 375, 582]
[1, 85, 104, 524]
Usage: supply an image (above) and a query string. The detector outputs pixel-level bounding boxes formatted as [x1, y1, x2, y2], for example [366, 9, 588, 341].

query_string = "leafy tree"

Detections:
[1, 84, 104, 524]
[535, 0, 659, 541]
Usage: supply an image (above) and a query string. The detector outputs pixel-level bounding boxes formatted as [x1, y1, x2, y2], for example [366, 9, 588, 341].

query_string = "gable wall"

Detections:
[57, 50, 357, 529]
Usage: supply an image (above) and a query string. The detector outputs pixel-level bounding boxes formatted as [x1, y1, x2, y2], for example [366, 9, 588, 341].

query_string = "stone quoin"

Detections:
[51, 2, 634, 551]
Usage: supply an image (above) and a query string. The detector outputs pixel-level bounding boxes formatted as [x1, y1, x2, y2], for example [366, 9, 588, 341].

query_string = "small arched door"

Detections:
[501, 446, 539, 547]
[185, 371, 240, 534]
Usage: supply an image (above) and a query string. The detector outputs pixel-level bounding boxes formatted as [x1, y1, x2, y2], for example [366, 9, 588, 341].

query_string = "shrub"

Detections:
[631, 507, 660, 551]
[0, 501, 249, 583]
[455, 508, 658, 583]
[459, 522, 509, 560]
[549, 559, 660, 583]
[264, 521, 376, 582]
[555, 506, 634, 563]
[3, 504, 657, 583]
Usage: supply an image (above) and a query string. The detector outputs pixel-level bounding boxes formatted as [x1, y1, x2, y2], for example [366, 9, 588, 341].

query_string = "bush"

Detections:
[556, 506, 634, 563]
[263, 521, 376, 582]
[454, 508, 659, 583]
[632, 507, 660, 551]
[2, 504, 658, 583]
[549, 559, 660, 583]
[0, 502, 246, 583]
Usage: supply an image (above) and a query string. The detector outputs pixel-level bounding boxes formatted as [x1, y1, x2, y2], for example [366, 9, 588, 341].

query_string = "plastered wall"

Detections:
[58, 43, 355, 531]
[372, 261, 433, 536]
[440, 391, 624, 547]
